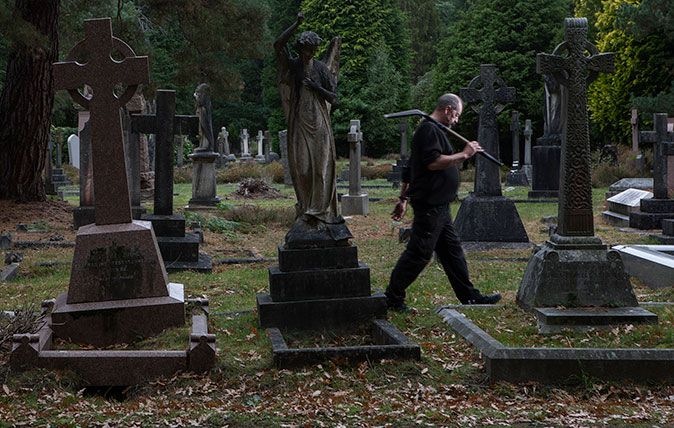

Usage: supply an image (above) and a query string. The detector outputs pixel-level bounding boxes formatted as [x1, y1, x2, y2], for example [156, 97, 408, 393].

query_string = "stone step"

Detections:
[534, 307, 658, 334]
[157, 232, 200, 263]
[256, 292, 387, 329]
[277, 245, 358, 272]
[269, 262, 371, 302]
[629, 212, 674, 230]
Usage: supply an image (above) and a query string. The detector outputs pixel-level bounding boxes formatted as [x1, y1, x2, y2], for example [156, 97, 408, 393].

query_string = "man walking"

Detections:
[386, 93, 502, 311]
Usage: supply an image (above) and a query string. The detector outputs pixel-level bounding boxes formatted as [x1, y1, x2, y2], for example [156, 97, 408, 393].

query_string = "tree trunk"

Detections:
[0, 0, 59, 201]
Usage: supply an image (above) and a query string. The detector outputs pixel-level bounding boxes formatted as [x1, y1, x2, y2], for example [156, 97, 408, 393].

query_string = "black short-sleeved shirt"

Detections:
[402, 120, 460, 207]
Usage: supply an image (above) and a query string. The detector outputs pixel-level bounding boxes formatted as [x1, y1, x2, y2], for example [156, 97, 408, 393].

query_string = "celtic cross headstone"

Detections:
[460, 64, 516, 196]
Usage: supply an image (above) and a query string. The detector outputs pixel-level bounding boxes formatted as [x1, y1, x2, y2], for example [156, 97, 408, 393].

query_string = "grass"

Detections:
[1, 173, 674, 426]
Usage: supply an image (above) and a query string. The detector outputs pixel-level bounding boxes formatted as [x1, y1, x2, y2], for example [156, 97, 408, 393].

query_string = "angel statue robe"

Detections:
[277, 48, 340, 224]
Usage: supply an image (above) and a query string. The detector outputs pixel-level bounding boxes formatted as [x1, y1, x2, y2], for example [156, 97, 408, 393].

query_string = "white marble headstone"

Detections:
[67, 134, 80, 169]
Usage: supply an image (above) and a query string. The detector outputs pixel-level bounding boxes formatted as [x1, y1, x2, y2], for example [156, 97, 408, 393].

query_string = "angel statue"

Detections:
[275, 12, 351, 247]
[194, 83, 215, 152]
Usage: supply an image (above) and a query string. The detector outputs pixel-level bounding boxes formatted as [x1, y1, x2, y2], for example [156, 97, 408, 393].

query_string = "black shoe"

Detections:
[387, 302, 410, 313]
[465, 293, 502, 305]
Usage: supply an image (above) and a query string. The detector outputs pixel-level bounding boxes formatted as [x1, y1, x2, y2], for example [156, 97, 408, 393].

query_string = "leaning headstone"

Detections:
[341, 120, 369, 216]
[11, 18, 214, 385]
[386, 118, 409, 188]
[455, 64, 528, 243]
[279, 129, 292, 185]
[629, 113, 674, 230]
[240, 128, 252, 161]
[187, 83, 221, 209]
[506, 110, 529, 186]
[255, 130, 266, 163]
[67, 134, 80, 169]
[602, 188, 653, 227]
[133, 89, 211, 272]
[517, 18, 644, 330]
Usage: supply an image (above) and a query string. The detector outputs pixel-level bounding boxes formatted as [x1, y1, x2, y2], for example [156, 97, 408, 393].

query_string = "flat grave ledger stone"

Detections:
[629, 113, 674, 230]
[11, 17, 215, 385]
[133, 89, 211, 273]
[613, 244, 674, 289]
[516, 17, 646, 331]
[602, 188, 653, 227]
[506, 110, 529, 186]
[341, 120, 369, 216]
[455, 64, 529, 244]
[607, 177, 653, 198]
[67, 134, 80, 169]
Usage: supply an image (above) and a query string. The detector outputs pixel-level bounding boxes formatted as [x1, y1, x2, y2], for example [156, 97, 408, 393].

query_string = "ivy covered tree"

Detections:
[430, 0, 571, 143]
[586, 0, 673, 144]
[399, 0, 442, 80]
[298, 0, 412, 156]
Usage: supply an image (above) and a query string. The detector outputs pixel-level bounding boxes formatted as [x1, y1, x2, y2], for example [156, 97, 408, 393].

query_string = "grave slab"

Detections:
[612, 245, 674, 289]
[534, 307, 658, 334]
[602, 188, 653, 227]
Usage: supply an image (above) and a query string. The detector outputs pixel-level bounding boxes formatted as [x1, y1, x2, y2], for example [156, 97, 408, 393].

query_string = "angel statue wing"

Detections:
[323, 36, 341, 113]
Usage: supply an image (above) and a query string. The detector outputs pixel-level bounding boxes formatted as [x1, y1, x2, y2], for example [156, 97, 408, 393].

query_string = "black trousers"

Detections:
[386, 203, 482, 306]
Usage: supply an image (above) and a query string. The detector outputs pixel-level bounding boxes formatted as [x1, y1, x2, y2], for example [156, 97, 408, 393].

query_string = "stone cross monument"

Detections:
[240, 128, 252, 160]
[220, 126, 235, 161]
[517, 17, 638, 314]
[341, 120, 368, 216]
[506, 110, 528, 186]
[455, 64, 528, 243]
[522, 119, 533, 182]
[629, 113, 674, 230]
[460, 64, 515, 196]
[50, 17, 185, 345]
[255, 130, 266, 163]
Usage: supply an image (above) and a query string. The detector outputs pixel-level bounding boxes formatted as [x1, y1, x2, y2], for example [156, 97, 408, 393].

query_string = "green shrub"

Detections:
[174, 166, 192, 183]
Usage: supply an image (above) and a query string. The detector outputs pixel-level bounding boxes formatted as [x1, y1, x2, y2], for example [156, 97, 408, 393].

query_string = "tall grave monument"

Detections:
[257, 16, 419, 366]
[133, 90, 212, 272]
[455, 64, 528, 243]
[255, 130, 266, 163]
[187, 83, 221, 209]
[529, 59, 564, 198]
[11, 19, 216, 385]
[516, 19, 647, 329]
[341, 120, 369, 216]
[240, 128, 252, 161]
[386, 119, 409, 188]
[506, 110, 529, 186]
[629, 113, 674, 230]
[522, 119, 533, 182]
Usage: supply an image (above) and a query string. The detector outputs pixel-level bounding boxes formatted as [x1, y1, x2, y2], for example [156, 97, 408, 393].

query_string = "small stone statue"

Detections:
[194, 83, 214, 152]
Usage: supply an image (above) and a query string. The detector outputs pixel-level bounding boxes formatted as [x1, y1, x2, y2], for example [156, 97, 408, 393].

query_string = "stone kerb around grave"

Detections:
[11, 17, 215, 385]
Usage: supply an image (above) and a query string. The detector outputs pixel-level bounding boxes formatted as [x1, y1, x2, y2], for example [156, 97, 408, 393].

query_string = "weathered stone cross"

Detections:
[460, 64, 516, 196]
[131, 90, 199, 215]
[53, 18, 149, 225]
[537, 17, 614, 237]
[640, 113, 674, 200]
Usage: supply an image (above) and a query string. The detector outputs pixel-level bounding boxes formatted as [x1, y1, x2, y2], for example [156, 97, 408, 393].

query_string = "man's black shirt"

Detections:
[402, 120, 460, 206]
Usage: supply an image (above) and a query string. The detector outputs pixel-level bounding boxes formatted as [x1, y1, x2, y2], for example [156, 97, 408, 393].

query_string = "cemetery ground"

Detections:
[1, 164, 674, 426]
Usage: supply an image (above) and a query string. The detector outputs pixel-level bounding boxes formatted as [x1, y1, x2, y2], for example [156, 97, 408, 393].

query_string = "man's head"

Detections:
[434, 93, 463, 126]
[296, 31, 322, 63]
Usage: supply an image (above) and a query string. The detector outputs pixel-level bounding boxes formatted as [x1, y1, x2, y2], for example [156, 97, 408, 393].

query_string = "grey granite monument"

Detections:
[255, 130, 266, 163]
[629, 113, 674, 230]
[455, 64, 529, 243]
[133, 89, 211, 272]
[506, 110, 529, 186]
[516, 19, 644, 326]
[187, 83, 220, 208]
[239, 128, 252, 161]
[341, 120, 369, 216]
